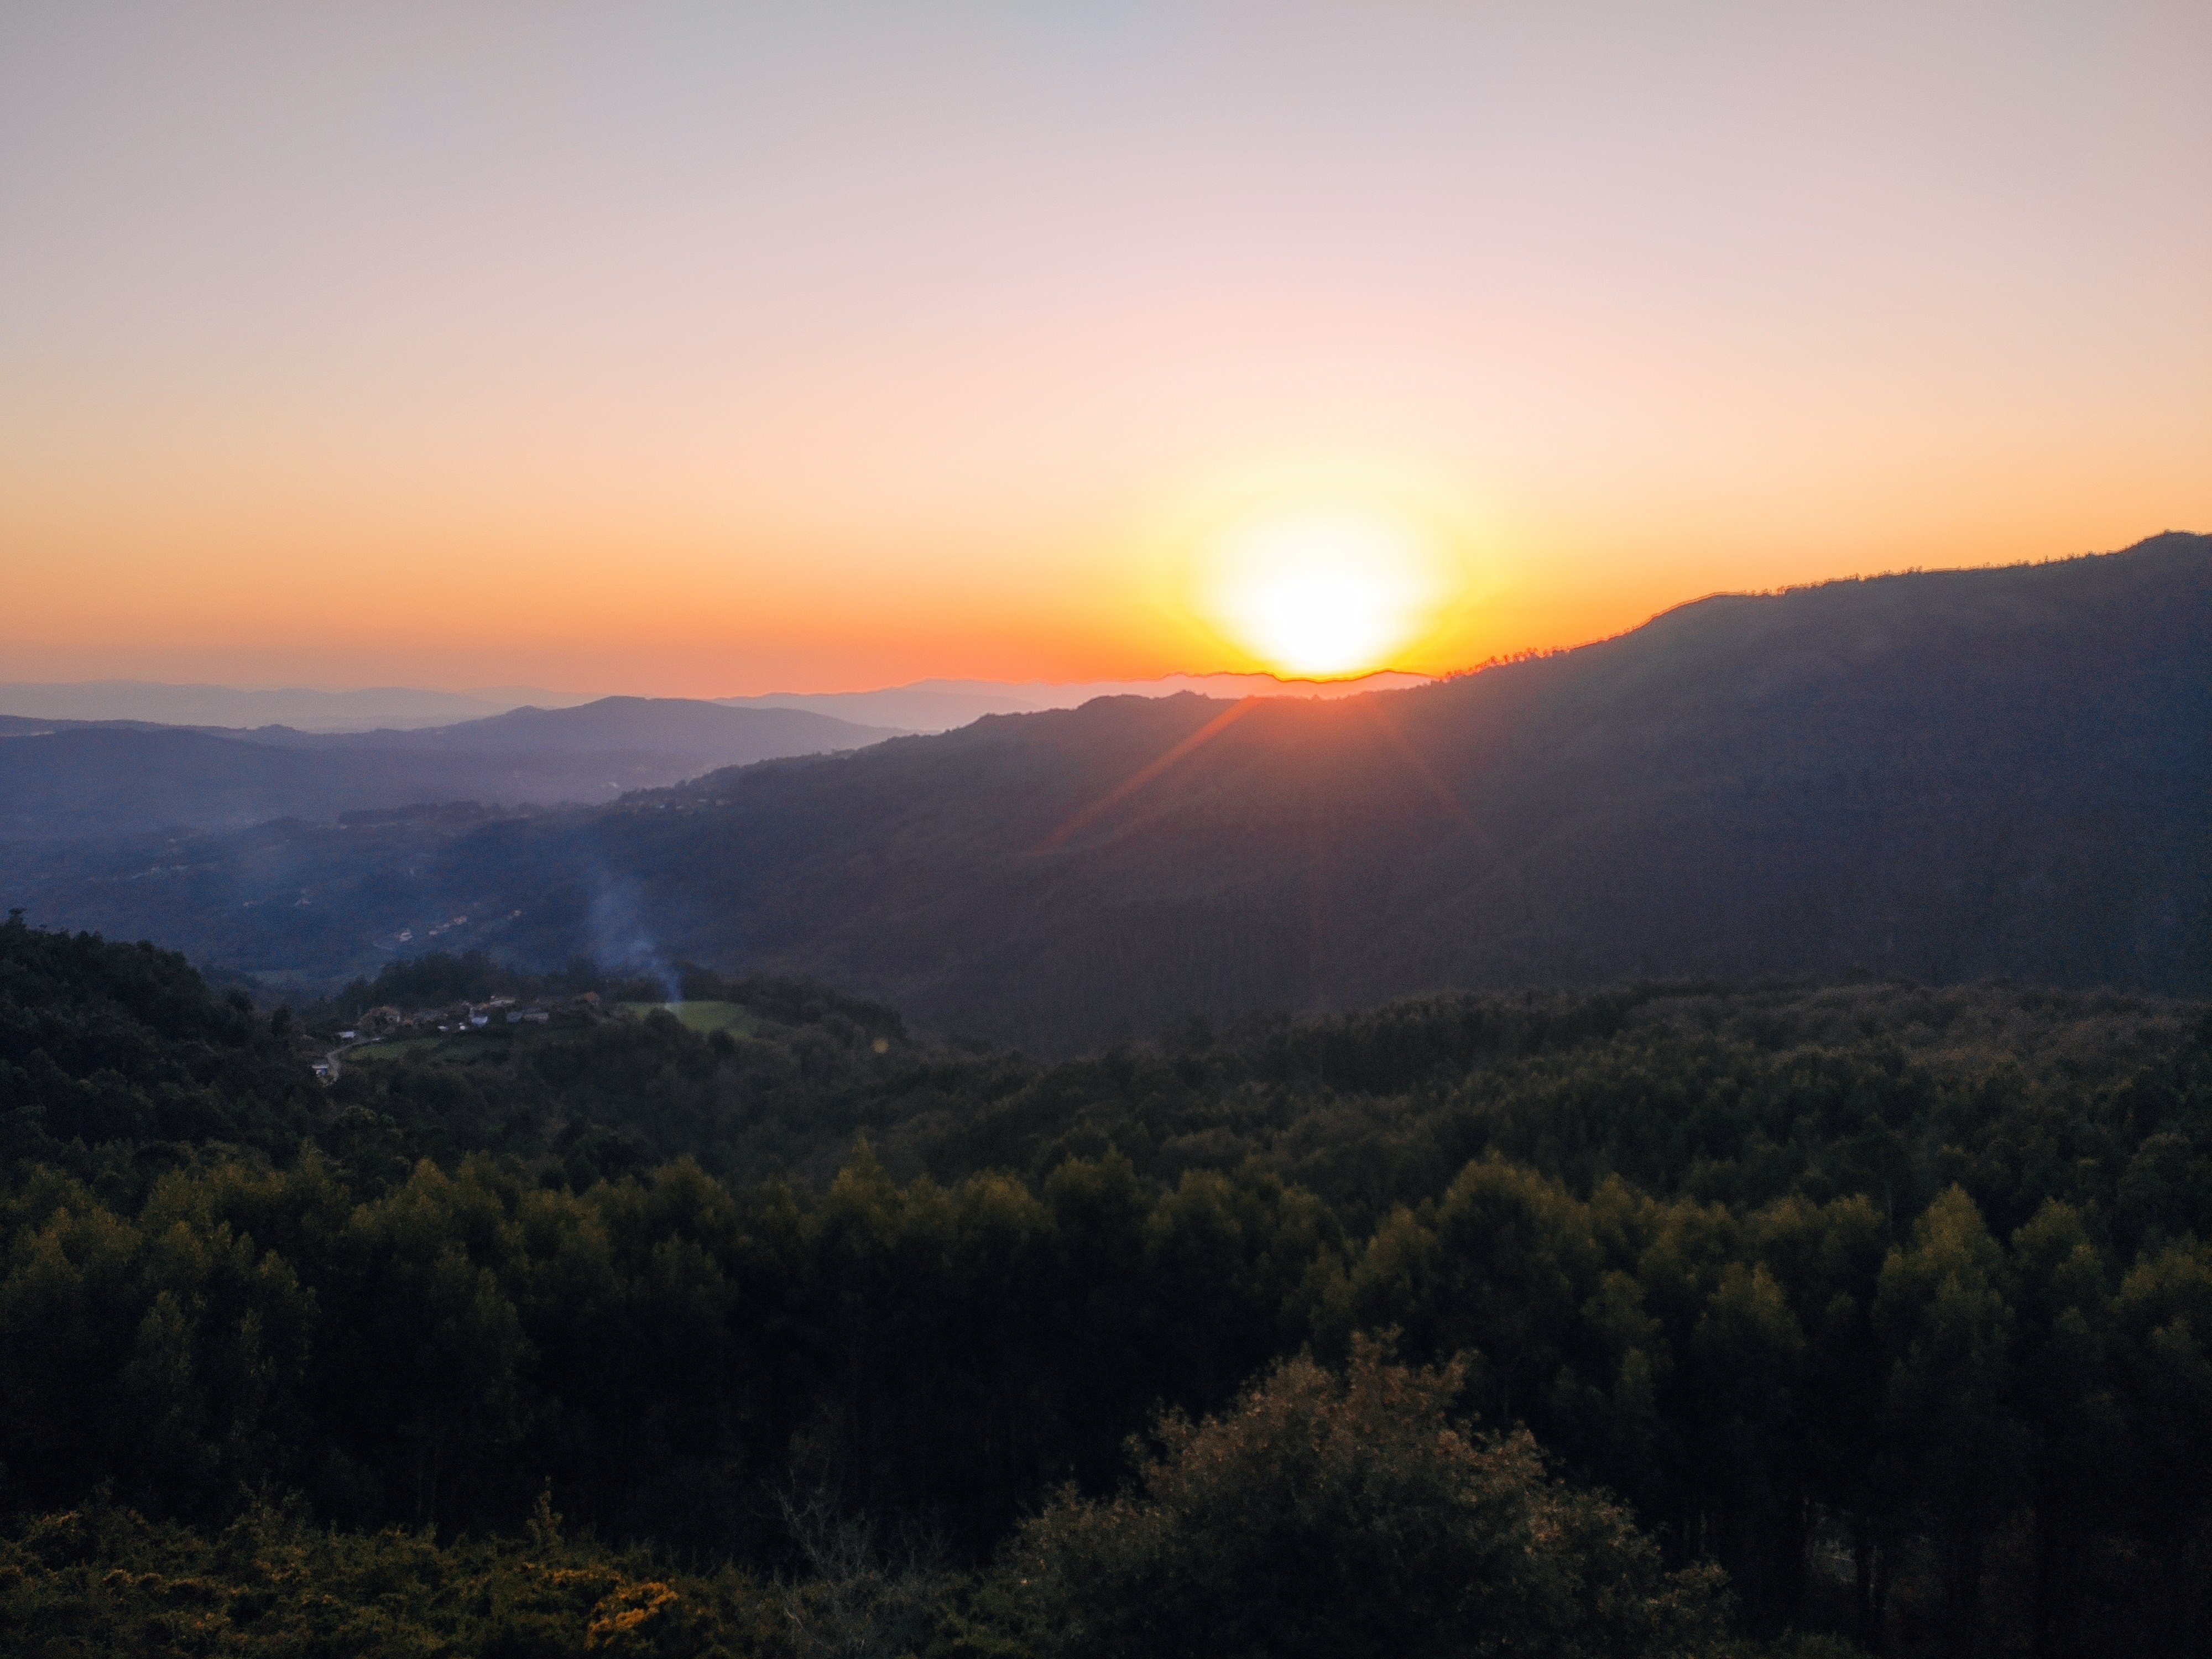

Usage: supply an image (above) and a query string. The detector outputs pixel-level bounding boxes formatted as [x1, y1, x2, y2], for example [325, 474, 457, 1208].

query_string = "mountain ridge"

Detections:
[714, 670, 1432, 732]
[0, 680, 596, 732]
[0, 696, 900, 841]
[6, 534, 2205, 1047]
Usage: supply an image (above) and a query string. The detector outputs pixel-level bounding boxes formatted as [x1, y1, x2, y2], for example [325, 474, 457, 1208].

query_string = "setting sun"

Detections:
[1195, 500, 1454, 679]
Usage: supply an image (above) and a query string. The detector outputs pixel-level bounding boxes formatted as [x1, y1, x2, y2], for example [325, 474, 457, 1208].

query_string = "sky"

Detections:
[4, 2, 2208, 696]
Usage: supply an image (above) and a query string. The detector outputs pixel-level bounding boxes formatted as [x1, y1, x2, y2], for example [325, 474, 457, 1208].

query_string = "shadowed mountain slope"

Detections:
[7, 536, 2206, 1046]
[617, 534, 2212, 1043]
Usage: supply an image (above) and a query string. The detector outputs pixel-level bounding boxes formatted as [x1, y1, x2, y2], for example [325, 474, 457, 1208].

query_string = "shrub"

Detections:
[987, 1337, 1725, 1659]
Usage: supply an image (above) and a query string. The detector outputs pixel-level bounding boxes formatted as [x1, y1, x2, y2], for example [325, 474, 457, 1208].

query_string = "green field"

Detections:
[615, 999, 755, 1036]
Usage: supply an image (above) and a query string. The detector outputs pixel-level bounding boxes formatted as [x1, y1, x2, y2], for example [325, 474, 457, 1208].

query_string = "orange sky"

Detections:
[4, 4, 2208, 696]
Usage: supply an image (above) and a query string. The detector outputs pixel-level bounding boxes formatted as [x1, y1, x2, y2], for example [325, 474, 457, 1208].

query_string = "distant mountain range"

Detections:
[0, 671, 1428, 737]
[0, 680, 599, 732]
[6, 534, 2205, 1047]
[716, 671, 1430, 733]
[0, 697, 899, 841]
[0, 674, 1427, 843]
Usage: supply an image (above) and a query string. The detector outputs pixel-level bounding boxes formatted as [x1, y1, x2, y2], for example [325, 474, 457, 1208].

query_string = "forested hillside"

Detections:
[8, 536, 2205, 1047]
[3, 917, 2208, 1655]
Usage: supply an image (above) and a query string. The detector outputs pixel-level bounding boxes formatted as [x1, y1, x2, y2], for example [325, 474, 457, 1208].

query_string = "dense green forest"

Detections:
[3, 916, 2208, 1655]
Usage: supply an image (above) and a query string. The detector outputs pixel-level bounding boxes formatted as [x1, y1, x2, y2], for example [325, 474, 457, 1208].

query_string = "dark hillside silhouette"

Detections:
[7, 535, 2206, 1047]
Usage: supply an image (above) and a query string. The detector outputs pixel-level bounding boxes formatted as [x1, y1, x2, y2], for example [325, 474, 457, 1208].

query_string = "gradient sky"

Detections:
[4, 2, 2208, 695]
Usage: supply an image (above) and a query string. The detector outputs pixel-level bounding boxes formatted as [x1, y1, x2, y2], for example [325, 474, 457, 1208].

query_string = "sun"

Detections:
[1193, 497, 1453, 679]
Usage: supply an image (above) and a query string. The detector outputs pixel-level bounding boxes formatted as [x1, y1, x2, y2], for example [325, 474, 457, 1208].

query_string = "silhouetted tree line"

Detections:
[2, 915, 2208, 1656]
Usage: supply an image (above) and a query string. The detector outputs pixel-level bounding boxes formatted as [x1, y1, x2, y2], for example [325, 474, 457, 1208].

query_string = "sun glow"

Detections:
[1194, 497, 1455, 679]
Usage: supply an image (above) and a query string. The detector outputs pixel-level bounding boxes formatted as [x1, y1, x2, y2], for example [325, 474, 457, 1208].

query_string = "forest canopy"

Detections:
[2, 916, 2208, 1656]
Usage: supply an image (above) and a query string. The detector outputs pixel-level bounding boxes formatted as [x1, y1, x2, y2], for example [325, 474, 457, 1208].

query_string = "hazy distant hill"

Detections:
[0, 671, 1427, 738]
[0, 679, 594, 731]
[7, 535, 2206, 1044]
[716, 671, 1430, 732]
[0, 697, 898, 841]
[221, 695, 907, 757]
